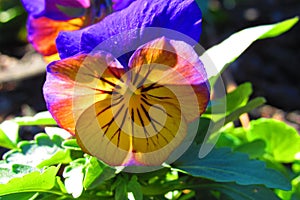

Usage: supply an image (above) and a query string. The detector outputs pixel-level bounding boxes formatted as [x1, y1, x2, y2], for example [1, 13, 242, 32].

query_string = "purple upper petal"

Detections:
[22, 0, 90, 20]
[57, 0, 202, 61]
[112, 0, 136, 11]
[21, 0, 45, 17]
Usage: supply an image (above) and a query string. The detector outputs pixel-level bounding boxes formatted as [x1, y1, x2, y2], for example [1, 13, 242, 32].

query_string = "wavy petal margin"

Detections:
[57, 0, 202, 60]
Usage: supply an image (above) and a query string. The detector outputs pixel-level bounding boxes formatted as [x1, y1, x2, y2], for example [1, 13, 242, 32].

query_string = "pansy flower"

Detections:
[22, 0, 136, 61]
[44, 37, 210, 166]
[44, 0, 208, 166]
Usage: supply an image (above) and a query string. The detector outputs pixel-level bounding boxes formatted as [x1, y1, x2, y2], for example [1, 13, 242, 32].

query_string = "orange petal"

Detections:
[43, 52, 125, 134]
[128, 37, 210, 122]
[27, 16, 84, 57]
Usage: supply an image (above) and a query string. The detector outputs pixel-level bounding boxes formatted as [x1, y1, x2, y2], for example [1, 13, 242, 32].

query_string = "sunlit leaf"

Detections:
[201, 17, 299, 83]
[0, 166, 59, 196]
[247, 118, 300, 163]
[0, 121, 19, 149]
[62, 139, 81, 151]
[14, 111, 57, 126]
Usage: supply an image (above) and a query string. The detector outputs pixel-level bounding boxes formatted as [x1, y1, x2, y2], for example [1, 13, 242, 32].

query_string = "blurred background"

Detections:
[0, 0, 299, 134]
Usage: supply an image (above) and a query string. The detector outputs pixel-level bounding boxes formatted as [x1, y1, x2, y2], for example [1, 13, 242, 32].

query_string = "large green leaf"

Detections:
[173, 145, 291, 190]
[0, 166, 59, 196]
[247, 118, 300, 163]
[3, 133, 72, 168]
[200, 17, 299, 82]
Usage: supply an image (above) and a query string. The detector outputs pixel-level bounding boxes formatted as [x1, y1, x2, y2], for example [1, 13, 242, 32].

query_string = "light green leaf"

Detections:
[247, 118, 300, 163]
[0, 166, 59, 196]
[174, 146, 291, 190]
[201, 17, 299, 82]
[207, 82, 252, 115]
[3, 133, 72, 168]
[222, 97, 266, 125]
[83, 156, 116, 190]
[0, 121, 19, 149]
[62, 139, 82, 151]
[14, 111, 57, 126]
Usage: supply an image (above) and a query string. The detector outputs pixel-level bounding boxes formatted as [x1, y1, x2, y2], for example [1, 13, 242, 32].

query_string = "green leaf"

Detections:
[0, 166, 59, 196]
[0, 192, 38, 200]
[247, 118, 300, 163]
[234, 140, 266, 159]
[3, 133, 72, 168]
[173, 146, 291, 190]
[127, 176, 143, 200]
[222, 97, 266, 125]
[14, 111, 57, 126]
[201, 17, 299, 82]
[0, 121, 19, 149]
[83, 156, 116, 190]
[206, 82, 252, 115]
[62, 139, 82, 151]
[114, 176, 128, 200]
[213, 182, 280, 200]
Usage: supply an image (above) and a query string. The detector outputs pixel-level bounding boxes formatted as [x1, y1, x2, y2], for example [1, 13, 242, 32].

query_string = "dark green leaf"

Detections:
[173, 146, 291, 190]
[213, 182, 280, 200]
[247, 118, 300, 163]
[127, 176, 143, 200]
[0, 192, 38, 200]
[114, 176, 128, 200]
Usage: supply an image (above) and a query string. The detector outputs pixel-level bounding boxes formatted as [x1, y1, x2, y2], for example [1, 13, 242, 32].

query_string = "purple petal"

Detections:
[22, 0, 90, 20]
[57, 0, 202, 60]
[55, 29, 85, 57]
[112, 0, 136, 11]
[21, 0, 45, 16]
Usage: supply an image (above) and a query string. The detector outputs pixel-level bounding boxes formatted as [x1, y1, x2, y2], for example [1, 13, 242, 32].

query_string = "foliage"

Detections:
[0, 17, 299, 200]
